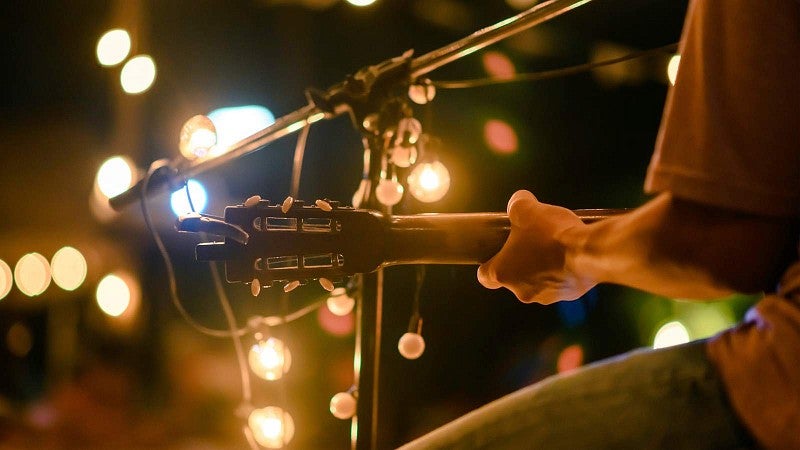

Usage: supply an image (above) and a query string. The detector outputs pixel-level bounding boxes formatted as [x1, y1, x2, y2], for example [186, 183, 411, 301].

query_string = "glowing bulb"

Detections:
[326, 288, 355, 316]
[96, 274, 132, 317]
[170, 180, 208, 216]
[352, 179, 369, 208]
[51, 247, 87, 291]
[120, 55, 156, 94]
[96, 156, 135, 199]
[14, 253, 51, 297]
[375, 178, 404, 206]
[248, 407, 295, 449]
[96, 29, 131, 67]
[329, 392, 357, 419]
[0, 259, 13, 300]
[407, 161, 450, 203]
[391, 145, 417, 168]
[398, 332, 425, 359]
[179, 115, 217, 160]
[345, 0, 377, 6]
[249, 337, 292, 380]
[408, 82, 436, 105]
[667, 54, 681, 86]
[653, 320, 690, 349]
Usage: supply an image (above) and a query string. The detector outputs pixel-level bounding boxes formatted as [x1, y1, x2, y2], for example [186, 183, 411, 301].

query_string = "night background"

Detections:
[0, 0, 759, 448]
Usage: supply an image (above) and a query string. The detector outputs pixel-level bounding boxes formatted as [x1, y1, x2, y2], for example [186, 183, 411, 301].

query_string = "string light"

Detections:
[407, 161, 450, 203]
[345, 0, 377, 6]
[375, 177, 404, 206]
[248, 406, 295, 448]
[96, 29, 131, 67]
[653, 320, 690, 349]
[667, 54, 681, 85]
[120, 55, 156, 94]
[96, 156, 135, 199]
[50, 247, 87, 291]
[96, 273, 133, 317]
[0, 259, 12, 300]
[329, 391, 357, 419]
[248, 336, 292, 381]
[170, 179, 208, 216]
[326, 288, 355, 316]
[179, 115, 217, 160]
[398, 332, 425, 360]
[14, 253, 51, 297]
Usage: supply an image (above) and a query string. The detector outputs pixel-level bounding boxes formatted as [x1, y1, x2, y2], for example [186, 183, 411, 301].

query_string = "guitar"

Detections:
[177, 197, 625, 289]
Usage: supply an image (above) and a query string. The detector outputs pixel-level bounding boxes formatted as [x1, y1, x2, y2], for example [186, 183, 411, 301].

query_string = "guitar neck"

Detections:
[383, 209, 624, 266]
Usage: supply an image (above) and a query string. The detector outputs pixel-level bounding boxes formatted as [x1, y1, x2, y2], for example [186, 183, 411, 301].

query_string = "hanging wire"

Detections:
[290, 116, 312, 199]
[431, 42, 678, 89]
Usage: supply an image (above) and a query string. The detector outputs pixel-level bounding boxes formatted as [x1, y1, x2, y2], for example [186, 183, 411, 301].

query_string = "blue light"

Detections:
[207, 105, 275, 149]
[170, 179, 208, 216]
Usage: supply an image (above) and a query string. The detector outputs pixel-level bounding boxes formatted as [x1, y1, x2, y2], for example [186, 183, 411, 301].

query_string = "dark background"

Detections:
[1, 1, 751, 449]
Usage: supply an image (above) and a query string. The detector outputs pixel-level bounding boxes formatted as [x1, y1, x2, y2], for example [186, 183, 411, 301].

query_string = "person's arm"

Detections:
[477, 190, 800, 305]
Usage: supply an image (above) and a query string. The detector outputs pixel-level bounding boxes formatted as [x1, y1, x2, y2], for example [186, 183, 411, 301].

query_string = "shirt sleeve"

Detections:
[645, 0, 800, 218]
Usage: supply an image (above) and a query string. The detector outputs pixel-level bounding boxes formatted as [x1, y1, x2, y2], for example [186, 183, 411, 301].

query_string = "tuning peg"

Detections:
[315, 199, 333, 212]
[244, 195, 262, 207]
[318, 277, 335, 292]
[284, 280, 301, 293]
[251, 278, 261, 297]
[281, 196, 294, 214]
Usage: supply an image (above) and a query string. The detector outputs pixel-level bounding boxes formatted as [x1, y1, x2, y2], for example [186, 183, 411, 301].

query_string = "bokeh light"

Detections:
[556, 344, 584, 373]
[652, 320, 690, 349]
[345, 0, 377, 6]
[248, 337, 292, 381]
[170, 180, 208, 216]
[667, 54, 681, 85]
[207, 105, 275, 151]
[96, 29, 131, 67]
[120, 55, 156, 94]
[96, 156, 135, 199]
[50, 247, 87, 291]
[482, 51, 516, 79]
[505, 0, 539, 10]
[14, 253, 51, 297]
[96, 273, 133, 317]
[407, 161, 450, 203]
[327, 288, 355, 316]
[483, 119, 519, 155]
[248, 407, 295, 449]
[329, 392, 357, 419]
[317, 304, 355, 337]
[0, 259, 12, 300]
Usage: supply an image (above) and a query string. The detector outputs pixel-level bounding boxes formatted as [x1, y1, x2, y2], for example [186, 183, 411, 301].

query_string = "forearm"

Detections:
[565, 193, 799, 299]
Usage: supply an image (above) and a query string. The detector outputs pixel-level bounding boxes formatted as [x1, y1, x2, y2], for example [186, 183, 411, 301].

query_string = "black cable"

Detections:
[432, 42, 679, 89]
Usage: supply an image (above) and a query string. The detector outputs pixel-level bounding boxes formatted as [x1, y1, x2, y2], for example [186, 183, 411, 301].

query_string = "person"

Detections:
[399, 0, 800, 448]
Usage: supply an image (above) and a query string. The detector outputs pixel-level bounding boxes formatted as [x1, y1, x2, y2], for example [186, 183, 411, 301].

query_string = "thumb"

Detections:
[507, 190, 538, 226]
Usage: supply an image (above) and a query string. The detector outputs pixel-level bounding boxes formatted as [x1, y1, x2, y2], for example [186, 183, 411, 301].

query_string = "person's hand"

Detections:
[477, 190, 595, 304]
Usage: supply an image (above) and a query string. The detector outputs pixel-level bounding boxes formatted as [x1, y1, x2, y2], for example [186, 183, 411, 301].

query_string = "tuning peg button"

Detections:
[281, 196, 294, 214]
[315, 199, 333, 212]
[284, 280, 301, 293]
[319, 277, 335, 292]
[251, 278, 261, 297]
[244, 195, 262, 207]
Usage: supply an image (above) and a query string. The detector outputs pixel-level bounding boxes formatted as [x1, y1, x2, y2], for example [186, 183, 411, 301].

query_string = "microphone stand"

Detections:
[109, 0, 595, 448]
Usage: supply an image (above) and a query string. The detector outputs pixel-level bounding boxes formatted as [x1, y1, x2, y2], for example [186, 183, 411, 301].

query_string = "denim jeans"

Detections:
[397, 340, 755, 449]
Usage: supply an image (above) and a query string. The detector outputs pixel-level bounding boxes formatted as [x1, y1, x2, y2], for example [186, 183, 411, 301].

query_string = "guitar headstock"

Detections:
[189, 197, 387, 290]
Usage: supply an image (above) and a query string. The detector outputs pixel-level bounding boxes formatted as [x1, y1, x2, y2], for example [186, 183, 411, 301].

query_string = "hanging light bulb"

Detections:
[248, 406, 295, 449]
[375, 177, 404, 206]
[248, 336, 292, 380]
[329, 391, 357, 420]
[407, 161, 450, 203]
[327, 287, 355, 316]
[179, 115, 218, 160]
[398, 332, 426, 360]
